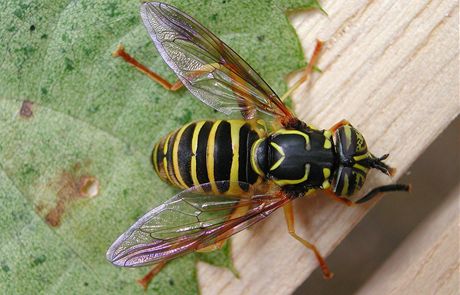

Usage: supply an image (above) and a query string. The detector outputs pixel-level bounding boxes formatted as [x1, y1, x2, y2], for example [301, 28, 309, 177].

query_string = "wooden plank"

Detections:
[356, 185, 460, 295]
[199, 0, 459, 294]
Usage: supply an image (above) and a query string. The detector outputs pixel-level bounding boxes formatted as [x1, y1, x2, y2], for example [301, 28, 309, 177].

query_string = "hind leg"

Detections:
[137, 261, 167, 290]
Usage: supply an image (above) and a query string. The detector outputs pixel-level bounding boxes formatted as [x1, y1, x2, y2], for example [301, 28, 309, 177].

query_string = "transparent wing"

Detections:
[140, 2, 295, 120]
[106, 182, 289, 267]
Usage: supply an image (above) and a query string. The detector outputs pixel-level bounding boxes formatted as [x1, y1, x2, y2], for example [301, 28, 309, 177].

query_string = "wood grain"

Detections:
[356, 185, 460, 295]
[199, 0, 459, 294]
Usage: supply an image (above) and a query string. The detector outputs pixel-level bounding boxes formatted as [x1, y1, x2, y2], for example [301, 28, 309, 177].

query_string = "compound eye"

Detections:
[354, 130, 368, 154]
[332, 166, 367, 196]
[336, 125, 368, 158]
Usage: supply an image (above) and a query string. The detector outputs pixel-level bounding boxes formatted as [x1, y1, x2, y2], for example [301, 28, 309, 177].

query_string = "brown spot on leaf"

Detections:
[45, 198, 66, 227]
[19, 100, 34, 118]
[35, 203, 45, 214]
[39, 162, 100, 227]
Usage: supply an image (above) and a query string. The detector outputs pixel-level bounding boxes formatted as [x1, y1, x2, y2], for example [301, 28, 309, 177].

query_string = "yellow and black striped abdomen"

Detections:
[152, 120, 263, 195]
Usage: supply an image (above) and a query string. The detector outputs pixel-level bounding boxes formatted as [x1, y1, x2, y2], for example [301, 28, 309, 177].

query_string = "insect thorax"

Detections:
[251, 126, 336, 194]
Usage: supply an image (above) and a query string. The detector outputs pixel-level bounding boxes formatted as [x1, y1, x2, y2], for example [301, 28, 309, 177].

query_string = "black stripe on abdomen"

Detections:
[214, 121, 232, 193]
[196, 121, 212, 185]
[177, 123, 195, 188]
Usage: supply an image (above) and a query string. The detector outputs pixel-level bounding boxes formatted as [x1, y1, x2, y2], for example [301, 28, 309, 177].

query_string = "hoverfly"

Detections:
[106, 1, 409, 282]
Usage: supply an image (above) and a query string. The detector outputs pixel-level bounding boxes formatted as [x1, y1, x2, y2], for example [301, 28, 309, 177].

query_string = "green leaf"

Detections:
[0, 0, 321, 293]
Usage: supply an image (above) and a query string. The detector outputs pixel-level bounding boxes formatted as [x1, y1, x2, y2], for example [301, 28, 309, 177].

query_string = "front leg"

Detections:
[328, 119, 351, 133]
[324, 185, 410, 206]
[280, 40, 324, 102]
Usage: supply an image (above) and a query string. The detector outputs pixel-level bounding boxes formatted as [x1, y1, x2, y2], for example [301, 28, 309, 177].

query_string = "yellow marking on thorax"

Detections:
[162, 133, 175, 185]
[323, 130, 332, 149]
[191, 121, 206, 187]
[269, 142, 285, 171]
[344, 125, 352, 150]
[275, 129, 311, 150]
[274, 164, 310, 186]
[207, 120, 222, 194]
[172, 123, 191, 189]
[322, 168, 331, 189]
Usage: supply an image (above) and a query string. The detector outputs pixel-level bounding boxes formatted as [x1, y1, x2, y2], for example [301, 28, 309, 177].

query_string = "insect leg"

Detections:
[196, 241, 227, 253]
[280, 40, 323, 102]
[328, 119, 351, 132]
[283, 201, 333, 279]
[137, 261, 167, 290]
[323, 189, 355, 206]
[112, 44, 184, 91]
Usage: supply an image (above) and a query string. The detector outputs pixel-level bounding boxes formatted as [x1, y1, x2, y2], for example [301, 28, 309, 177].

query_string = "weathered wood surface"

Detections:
[356, 185, 460, 295]
[199, 0, 459, 294]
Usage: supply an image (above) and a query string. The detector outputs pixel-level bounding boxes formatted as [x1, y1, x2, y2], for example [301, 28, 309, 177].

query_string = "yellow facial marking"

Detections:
[353, 153, 369, 162]
[344, 125, 352, 150]
[353, 163, 369, 173]
[324, 138, 332, 149]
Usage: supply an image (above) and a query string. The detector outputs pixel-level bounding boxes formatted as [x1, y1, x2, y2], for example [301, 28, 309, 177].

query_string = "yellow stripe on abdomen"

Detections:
[228, 120, 246, 195]
[206, 120, 221, 194]
[191, 121, 206, 187]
